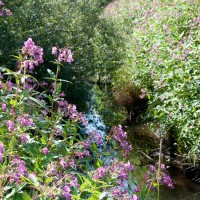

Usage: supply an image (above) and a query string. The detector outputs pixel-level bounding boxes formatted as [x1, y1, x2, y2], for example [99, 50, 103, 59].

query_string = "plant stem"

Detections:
[157, 136, 163, 200]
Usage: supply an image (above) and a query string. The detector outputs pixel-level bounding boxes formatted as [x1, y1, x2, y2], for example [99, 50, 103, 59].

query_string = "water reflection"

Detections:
[127, 124, 200, 200]
[159, 169, 200, 200]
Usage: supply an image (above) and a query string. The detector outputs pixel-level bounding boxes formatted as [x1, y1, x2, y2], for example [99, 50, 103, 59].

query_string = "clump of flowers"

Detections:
[58, 99, 88, 125]
[9, 156, 29, 184]
[111, 125, 132, 157]
[52, 47, 73, 63]
[17, 114, 35, 127]
[21, 38, 44, 71]
[144, 164, 174, 189]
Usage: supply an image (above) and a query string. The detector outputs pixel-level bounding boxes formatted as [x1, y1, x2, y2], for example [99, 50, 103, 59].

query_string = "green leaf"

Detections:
[95, 158, 102, 168]
[57, 79, 72, 83]
[10, 99, 17, 107]
[56, 82, 62, 95]
[45, 177, 54, 184]
[28, 97, 47, 109]
[29, 174, 40, 187]
[92, 142, 98, 153]
[9, 136, 16, 152]
[89, 194, 99, 200]
[5, 188, 16, 199]
[22, 192, 32, 200]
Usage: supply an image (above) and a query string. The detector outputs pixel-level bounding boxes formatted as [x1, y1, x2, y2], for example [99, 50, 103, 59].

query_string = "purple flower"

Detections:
[0, 153, 3, 163]
[149, 165, 156, 173]
[60, 159, 67, 170]
[10, 157, 28, 183]
[24, 84, 33, 90]
[1, 103, 6, 112]
[161, 164, 166, 171]
[96, 133, 103, 145]
[111, 125, 132, 156]
[21, 133, 28, 143]
[22, 38, 43, 71]
[124, 161, 134, 172]
[134, 187, 140, 193]
[62, 186, 72, 200]
[131, 194, 139, 200]
[5, 120, 14, 131]
[69, 160, 76, 169]
[53, 47, 73, 64]
[94, 166, 106, 180]
[10, 109, 14, 115]
[83, 150, 90, 157]
[83, 140, 91, 148]
[42, 147, 49, 155]
[5, 9, 11, 16]
[77, 152, 83, 159]
[52, 47, 57, 55]
[70, 177, 79, 187]
[17, 115, 35, 127]
[7, 80, 15, 92]
[168, 181, 174, 189]
[59, 91, 66, 97]
[0, 81, 3, 89]
[41, 81, 48, 87]
[0, 142, 4, 153]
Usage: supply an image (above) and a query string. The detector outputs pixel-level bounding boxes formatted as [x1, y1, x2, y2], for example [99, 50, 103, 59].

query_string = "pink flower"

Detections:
[21, 134, 28, 143]
[22, 38, 43, 71]
[131, 194, 139, 200]
[60, 159, 67, 170]
[0, 153, 3, 163]
[52, 47, 57, 55]
[1, 103, 6, 111]
[0, 142, 4, 153]
[5, 120, 14, 131]
[42, 147, 49, 155]
[53, 47, 73, 63]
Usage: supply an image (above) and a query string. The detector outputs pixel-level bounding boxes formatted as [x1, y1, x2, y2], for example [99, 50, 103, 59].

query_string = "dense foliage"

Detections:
[105, 0, 200, 160]
[0, 0, 126, 110]
[0, 0, 124, 79]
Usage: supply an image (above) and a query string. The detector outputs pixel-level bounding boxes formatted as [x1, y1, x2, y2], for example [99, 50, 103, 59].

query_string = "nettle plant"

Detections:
[0, 38, 174, 200]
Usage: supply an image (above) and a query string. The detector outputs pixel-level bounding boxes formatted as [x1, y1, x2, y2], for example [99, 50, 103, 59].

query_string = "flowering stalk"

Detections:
[47, 47, 73, 146]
